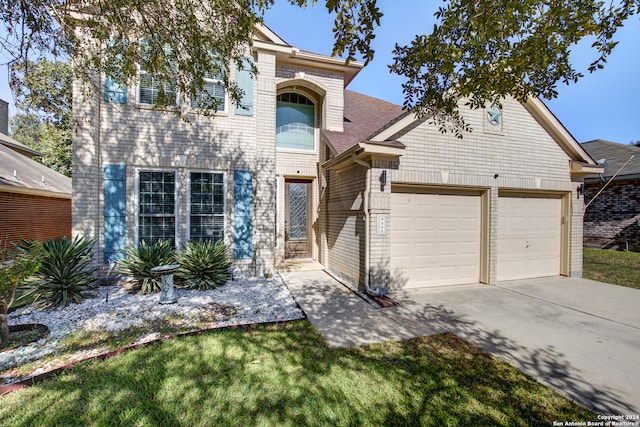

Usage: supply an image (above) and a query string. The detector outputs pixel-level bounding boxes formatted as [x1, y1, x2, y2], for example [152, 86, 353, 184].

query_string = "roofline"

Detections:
[252, 40, 363, 88]
[0, 184, 71, 199]
[585, 173, 640, 182]
[0, 133, 43, 157]
[254, 23, 289, 46]
[523, 97, 596, 165]
[322, 141, 405, 171]
[366, 96, 597, 166]
[368, 112, 418, 142]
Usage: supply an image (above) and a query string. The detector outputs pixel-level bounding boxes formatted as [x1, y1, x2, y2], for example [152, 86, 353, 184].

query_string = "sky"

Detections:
[1, 1, 638, 144]
[263, 0, 640, 144]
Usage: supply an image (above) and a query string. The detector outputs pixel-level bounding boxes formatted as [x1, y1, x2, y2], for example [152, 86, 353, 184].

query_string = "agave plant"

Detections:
[118, 240, 176, 293]
[21, 236, 97, 308]
[176, 240, 232, 290]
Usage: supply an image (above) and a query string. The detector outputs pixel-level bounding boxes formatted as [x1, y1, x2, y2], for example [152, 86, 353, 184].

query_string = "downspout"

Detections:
[351, 154, 385, 296]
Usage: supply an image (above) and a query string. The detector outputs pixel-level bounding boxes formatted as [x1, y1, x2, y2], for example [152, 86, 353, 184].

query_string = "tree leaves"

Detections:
[1, 0, 638, 133]
[390, 0, 638, 132]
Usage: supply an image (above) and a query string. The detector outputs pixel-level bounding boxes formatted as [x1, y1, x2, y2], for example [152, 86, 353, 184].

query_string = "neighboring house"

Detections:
[581, 139, 640, 251]
[72, 24, 601, 290]
[0, 99, 72, 250]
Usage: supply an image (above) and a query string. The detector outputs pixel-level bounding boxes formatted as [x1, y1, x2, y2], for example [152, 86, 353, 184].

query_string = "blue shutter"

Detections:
[233, 170, 253, 259]
[235, 57, 254, 116]
[103, 164, 127, 262]
[104, 76, 127, 104]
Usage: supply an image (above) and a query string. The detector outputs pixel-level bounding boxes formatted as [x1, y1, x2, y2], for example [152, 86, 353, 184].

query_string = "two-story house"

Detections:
[73, 23, 601, 292]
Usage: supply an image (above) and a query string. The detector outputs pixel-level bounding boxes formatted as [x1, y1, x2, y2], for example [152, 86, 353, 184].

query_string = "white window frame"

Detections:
[189, 75, 228, 113]
[186, 170, 228, 243]
[275, 93, 318, 153]
[135, 168, 178, 247]
[136, 62, 178, 107]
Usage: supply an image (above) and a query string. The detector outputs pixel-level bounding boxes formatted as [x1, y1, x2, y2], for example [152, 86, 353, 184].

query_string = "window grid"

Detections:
[191, 71, 226, 111]
[276, 93, 315, 150]
[138, 71, 177, 106]
[190, 172, 225, 242]
[138, 171, 176, 246]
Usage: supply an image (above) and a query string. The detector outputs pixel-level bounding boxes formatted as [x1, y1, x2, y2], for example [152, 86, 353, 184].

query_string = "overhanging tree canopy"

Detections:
[1, 0, 638, 130]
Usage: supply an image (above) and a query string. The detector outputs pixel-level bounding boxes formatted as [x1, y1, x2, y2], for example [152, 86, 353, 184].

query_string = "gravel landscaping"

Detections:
[1, 274, 304, 385]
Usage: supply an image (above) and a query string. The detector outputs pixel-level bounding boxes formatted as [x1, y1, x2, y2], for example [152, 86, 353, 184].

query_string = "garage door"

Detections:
[497, 195, 562, 281]
[390, 190, 481, 288]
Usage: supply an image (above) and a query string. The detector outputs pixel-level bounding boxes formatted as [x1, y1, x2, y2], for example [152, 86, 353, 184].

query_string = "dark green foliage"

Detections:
[118, 240, 176, 294]
[21, 236, 97, 308]
[10, 59, 72, 177]
[176, 240, 232, 290]
[0, 239, 42, 342]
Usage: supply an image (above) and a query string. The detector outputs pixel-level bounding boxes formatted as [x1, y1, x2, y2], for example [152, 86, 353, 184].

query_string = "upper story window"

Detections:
[276, 93, 315, 150]
[138, 72, 177, 106]
[137, 42, 177, 106]
[190, 71, 226, 112]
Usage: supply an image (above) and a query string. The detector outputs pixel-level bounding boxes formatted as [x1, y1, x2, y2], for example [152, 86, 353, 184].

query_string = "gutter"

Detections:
[350, 154, 387, 297]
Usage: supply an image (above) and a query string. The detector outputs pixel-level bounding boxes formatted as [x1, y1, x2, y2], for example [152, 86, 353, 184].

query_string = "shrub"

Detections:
[118, 240, 176, 293]
[0, 239, 41, 342]
[176, 240, 232, 290]
[21, 236, 97, 308]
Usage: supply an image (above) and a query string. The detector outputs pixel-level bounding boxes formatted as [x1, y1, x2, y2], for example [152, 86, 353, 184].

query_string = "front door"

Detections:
[285, 180, 312, 259]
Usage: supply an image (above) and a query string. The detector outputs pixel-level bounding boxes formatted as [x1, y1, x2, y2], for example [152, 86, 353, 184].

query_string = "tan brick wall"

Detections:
[72, 46, 350, 274]
[384, 97, 583, 281]
[324, 164, 366, 286]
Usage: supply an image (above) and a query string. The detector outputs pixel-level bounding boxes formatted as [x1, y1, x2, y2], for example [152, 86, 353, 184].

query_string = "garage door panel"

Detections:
[391, 191, 481, 289]
[497, 195, 561, 281]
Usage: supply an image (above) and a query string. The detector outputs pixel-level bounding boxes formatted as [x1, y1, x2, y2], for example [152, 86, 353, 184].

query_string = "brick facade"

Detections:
[584, 179, 640, 251]
[72, 29, 592, 287]
[73, 39, 351, 275]
[0, 191, 71, 249]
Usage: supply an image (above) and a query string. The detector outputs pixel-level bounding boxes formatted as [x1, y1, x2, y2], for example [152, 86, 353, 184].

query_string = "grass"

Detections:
[583, 248, 640, 289]
[0, 320, 594, 426]
[0, 327, 45, 351]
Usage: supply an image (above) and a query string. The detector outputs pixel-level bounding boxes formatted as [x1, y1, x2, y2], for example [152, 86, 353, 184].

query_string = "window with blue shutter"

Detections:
[138, 171, 176, 246]
[233, 170, 253, 259]
[235, 57, 254, 116]
[103, 164, 127, 263]
[104, 76, 127, 104]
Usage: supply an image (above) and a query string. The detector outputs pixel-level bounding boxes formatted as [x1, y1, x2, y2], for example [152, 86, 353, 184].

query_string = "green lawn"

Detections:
[583, 247, 640, 289]
[0, 321, 593, 426]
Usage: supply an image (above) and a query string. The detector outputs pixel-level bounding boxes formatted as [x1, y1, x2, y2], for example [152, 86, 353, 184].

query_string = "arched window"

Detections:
[276, 93, 315, 150]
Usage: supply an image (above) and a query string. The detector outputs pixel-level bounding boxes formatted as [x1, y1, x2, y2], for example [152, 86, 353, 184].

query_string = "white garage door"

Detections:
[497, 195, 562, 281]
[390, 190, 481, 289]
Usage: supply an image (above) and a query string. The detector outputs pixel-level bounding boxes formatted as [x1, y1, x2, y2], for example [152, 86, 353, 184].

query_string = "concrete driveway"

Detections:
[281, 271, 640, 417]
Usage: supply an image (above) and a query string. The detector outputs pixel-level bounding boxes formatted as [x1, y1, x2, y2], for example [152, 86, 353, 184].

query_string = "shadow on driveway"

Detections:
[282, 271, 640, 418]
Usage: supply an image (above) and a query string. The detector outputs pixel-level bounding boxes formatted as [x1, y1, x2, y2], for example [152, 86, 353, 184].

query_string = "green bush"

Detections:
[1, 239, 41, 342]
[21, 236, 97, 308]
[118, 240, 176, 293]
[176, 240, 232, 290]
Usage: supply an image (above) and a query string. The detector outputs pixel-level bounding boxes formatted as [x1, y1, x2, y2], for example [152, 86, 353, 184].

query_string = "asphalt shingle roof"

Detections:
[581, 139, 640, 179]
[322, 90, 405, 154]
[0, 140, 71, 195]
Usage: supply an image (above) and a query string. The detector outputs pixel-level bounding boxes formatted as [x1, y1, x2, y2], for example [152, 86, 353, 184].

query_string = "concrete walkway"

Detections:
[280, 270, 640, 418]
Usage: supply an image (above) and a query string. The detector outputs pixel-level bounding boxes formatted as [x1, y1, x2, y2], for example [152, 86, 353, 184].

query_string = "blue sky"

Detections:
[264, 1, 640, 144]
[1, 1, 638, 144]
